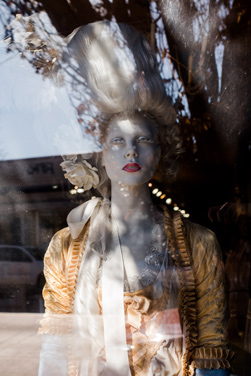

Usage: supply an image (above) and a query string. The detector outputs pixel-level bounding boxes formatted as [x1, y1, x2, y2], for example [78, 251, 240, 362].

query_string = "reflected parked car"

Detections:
[0, 245, 45, 294]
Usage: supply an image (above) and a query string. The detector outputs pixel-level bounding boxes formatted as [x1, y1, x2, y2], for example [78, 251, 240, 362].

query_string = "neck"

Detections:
[110, 182, 156, 225]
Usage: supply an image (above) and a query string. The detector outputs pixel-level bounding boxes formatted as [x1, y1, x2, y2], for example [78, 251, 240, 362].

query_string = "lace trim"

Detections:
[124, 241, 167, 292]
[97, 245, 166, 292]
[96, 214, 167, 292]
[163, 208, 197, 376]
[191, 347, 235, 369]
[124, 212, 167, 292]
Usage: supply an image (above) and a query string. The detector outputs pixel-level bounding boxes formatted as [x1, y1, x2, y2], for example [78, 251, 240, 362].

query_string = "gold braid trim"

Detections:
[163, 208, 197, 376]
[67, 223, 90, 376]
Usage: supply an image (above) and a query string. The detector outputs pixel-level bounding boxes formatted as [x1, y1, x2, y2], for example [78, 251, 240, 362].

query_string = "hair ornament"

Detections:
[60, 154, 99, 190]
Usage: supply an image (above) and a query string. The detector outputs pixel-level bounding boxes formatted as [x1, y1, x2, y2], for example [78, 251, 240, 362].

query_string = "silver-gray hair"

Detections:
[64, 20, 182, 197]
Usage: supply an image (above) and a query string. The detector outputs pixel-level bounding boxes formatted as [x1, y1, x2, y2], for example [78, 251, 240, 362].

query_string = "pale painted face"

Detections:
[102, 114, 160, 187]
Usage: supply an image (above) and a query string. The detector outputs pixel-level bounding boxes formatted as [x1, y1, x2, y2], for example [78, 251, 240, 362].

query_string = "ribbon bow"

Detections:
[67, 196, 103, 239]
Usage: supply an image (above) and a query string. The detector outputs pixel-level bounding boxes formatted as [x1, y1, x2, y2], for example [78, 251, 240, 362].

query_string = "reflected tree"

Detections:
[159, 0, 251, 201]
[0, 0, 251, 208]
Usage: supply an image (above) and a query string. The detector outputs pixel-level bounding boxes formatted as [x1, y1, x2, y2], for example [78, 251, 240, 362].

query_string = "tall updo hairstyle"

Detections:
[63, 20, 181, 198]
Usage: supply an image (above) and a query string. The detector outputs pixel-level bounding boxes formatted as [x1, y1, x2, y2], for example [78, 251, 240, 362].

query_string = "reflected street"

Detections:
[0, 313, 43, 376]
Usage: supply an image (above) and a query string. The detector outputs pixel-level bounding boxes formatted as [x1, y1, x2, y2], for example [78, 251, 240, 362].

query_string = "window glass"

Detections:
[0, 1, 250, 375]
[0, 248, 11, 262]
[9, 248, 32, 262]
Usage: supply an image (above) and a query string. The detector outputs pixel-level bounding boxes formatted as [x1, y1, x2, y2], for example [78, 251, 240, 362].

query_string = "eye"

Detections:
[137, 136, 154, 144]
[110, 137, 125, 144]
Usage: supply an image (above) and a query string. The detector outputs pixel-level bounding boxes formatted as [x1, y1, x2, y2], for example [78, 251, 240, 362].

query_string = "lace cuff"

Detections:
[191, 347, 234, 369]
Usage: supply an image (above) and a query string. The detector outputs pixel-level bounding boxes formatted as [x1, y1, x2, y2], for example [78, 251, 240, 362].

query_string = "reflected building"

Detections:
[0, 156, 78, 312]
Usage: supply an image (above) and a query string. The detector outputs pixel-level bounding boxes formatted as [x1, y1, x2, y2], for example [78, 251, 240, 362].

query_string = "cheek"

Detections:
[141, 147, 159, 167]
[146, 152, 156, 164]
[102, 149, 120, 170]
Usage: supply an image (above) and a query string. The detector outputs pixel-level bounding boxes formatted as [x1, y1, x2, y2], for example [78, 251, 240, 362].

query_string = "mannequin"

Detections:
[39, 21, 233, 376]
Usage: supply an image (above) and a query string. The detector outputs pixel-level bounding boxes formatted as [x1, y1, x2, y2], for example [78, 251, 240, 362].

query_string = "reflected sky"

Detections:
[0, 12, 99, 161]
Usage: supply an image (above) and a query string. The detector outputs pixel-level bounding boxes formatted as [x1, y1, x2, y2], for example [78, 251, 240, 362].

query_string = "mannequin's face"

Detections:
[102, 114, 160, 187]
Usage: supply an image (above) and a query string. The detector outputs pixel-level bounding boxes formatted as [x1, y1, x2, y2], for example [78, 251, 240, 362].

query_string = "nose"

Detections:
[125, 147, 138, 159]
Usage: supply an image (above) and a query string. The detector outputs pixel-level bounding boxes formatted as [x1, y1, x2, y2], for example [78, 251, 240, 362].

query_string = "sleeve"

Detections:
[38, 228, 73, 376]
[39, 227, 73, 335]
[187, 222, 234, 370]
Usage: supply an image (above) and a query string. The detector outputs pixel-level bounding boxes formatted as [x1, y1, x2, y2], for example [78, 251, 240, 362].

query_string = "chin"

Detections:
[114, 175, 153, 187]
[107, 168, 156, 187]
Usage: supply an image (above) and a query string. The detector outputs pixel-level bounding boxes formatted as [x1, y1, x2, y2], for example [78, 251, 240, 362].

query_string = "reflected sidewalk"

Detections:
[0, 313, 43, 376]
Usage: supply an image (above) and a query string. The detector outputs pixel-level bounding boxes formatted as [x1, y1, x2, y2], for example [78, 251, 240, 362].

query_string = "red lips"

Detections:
[122, 163, 142, 172]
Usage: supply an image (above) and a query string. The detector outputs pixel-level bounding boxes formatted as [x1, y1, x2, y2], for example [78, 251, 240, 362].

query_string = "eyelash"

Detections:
[110, 137, 153, 144]
[137, 136, 154, 144]
[110, 138, 124, 144]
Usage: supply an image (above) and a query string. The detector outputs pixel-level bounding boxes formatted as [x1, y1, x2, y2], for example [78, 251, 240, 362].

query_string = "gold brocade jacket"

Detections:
[39, 209, 234, 376]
